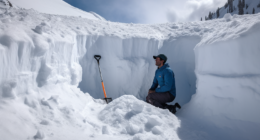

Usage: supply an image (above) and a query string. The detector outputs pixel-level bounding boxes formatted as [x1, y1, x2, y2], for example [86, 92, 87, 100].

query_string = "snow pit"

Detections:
[0, 6, 260, 140]
[77, 35, 198, 106]
[78, 36, 160, 100]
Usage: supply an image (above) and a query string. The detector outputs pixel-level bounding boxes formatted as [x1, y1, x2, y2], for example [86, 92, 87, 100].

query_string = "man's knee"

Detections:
[146, 93, 154, 103]
[147, 93, 156, 99]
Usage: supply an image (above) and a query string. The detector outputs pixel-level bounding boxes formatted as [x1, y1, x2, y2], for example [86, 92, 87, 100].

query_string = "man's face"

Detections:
[155, 57, 164, 66]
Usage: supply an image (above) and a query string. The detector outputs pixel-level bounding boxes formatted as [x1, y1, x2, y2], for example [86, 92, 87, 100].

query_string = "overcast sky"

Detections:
[64, 0, 226, 24]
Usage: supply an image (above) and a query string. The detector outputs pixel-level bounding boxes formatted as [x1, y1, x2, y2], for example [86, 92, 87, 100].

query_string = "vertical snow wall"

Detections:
[77, 35, 199, 105]
[0, 33, 198, 105]
[178, 22, 260, 139]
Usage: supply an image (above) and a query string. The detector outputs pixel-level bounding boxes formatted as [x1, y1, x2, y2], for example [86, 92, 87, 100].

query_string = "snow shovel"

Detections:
[94, 55, 112, 104]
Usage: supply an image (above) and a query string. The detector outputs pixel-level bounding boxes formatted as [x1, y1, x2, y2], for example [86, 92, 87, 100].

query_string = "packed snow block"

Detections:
[36, 60, 52, 87]
[195, 23, 260, 75]
[179, 21, 260, 139]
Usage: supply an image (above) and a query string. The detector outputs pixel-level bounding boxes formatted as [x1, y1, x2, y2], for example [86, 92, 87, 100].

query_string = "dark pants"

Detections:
[146, 92, 175, 108]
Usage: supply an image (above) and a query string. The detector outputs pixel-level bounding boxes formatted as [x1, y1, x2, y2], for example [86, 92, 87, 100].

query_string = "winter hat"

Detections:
[153, 54, 167, 62]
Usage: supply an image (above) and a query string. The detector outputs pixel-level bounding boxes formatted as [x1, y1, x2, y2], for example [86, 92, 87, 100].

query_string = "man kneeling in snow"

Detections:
[146, 54, 180, 114]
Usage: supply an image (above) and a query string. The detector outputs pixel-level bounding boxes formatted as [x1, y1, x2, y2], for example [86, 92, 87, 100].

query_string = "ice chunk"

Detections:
[70, 63, 82, 85]
[48, 95, 59, 104]
[126, 123, 141, 135]
[102, 126, 110, 134]
[1, 81, 16, 99]
[40, 120, 49, 125]
[24, 97, 37, 108]
[146, 115, 163, 127]
[36, 61, 52, 87]
[224, 13, 232, 22]
[40, 99, 52, 109]
[33, 22, 51, 34]
[131, 102, 144, 114]
[151, 126, 162, 135]
[32, 36, 49, 56]
[33, 130, 45, 139]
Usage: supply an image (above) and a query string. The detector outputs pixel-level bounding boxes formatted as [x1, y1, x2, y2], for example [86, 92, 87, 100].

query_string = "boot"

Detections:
[175, 103, 181, 109]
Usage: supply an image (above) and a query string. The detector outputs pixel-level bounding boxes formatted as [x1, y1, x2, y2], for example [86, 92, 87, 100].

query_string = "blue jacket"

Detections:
[150, 63, 176, 97]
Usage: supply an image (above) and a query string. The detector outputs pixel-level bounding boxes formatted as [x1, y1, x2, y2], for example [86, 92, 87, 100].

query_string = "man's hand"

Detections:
[148, 90, 155, 94]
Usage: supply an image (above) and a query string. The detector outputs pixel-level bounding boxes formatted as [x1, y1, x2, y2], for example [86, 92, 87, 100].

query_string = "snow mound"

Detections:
[99, 95, 180, 139]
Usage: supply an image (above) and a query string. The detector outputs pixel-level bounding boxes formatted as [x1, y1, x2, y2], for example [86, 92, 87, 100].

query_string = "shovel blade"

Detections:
[103, 98, 112, 104]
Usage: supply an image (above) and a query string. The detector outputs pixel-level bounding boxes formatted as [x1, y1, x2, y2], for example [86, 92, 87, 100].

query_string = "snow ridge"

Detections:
[205, 0, 260, 20]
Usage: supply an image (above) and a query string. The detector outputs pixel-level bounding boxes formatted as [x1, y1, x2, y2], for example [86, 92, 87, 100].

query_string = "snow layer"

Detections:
[0, 5, 260, 140]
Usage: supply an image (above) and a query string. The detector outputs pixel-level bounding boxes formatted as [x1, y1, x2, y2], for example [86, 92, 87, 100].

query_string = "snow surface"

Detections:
[0, 3, 260, 140]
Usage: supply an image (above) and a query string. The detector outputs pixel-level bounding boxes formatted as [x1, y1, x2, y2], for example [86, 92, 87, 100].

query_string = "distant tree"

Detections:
[242, 0, 245, 8]
[253, 8, 255, 14]
[201, 17, 202, 21]
[246, 4, 249, 9]
[238, 0, 244, 15]
[208, 12, 213, 20]
[205, 16, 207, 21]
[217, 7, 220, 18]
[246, 12, 248, 14]
[258, 2, 260, 8]
[225, 2, 228, 9]
[228, 0, 233, 13]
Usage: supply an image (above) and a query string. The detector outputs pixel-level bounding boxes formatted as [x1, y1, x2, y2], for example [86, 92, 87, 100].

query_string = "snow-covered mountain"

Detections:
[2, 0, 105, 20]
[0, 0, 260, 140]
[204, 0, 260, 20]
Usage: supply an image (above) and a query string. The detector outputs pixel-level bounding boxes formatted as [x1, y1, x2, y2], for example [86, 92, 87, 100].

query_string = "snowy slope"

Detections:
[8, 0, 105, 20]
[0, 4, 260, 140]
[208, 0, 260, 20]
[0, 0, 11, 8]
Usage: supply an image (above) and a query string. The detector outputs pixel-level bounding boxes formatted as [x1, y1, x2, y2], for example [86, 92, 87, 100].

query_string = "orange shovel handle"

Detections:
[101, 81, 107, 98]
